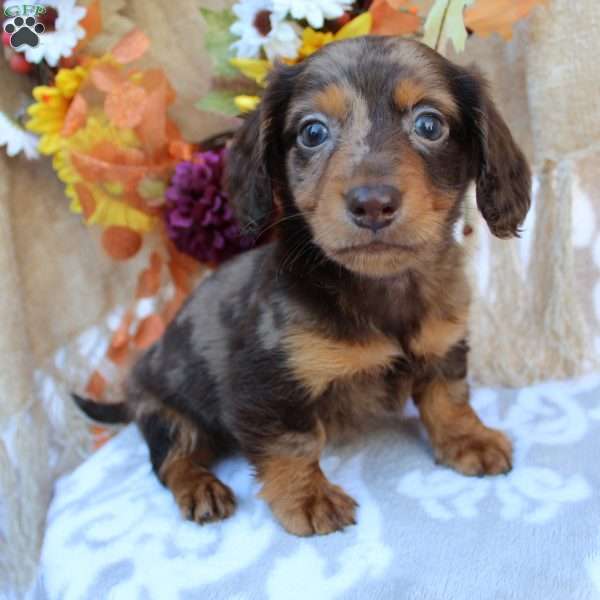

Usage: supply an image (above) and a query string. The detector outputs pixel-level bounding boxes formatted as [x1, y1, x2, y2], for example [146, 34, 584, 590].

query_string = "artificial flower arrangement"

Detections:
[197, 0, 548, 117]
[0, 0, 546, 422]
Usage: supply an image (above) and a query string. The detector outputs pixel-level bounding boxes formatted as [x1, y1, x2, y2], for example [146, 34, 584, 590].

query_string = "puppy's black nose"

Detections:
[345, 185, 402, 232]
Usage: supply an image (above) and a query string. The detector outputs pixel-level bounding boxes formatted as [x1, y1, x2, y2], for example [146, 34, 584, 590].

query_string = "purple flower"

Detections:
[164, 148, 253, 264]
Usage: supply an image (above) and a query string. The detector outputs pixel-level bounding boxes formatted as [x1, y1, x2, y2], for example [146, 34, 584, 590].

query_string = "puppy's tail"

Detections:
[72, 393, 130, 424]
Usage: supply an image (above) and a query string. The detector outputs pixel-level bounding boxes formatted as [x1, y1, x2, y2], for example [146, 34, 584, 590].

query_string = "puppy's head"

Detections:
[227, 37, 530, 277]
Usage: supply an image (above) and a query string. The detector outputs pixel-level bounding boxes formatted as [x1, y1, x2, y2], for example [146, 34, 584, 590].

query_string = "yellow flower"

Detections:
[299, 29, 334, 58]
[53, 112, 138, 192]
[26, 87, 70, 155]
[52, 112, 155, 232]
[80, 185, 155, 231]
[229, 57, 271, 87]
[229, 14, 372, 112]
[55, 65, 89, 99]
[234, 95, 261, 113]
[299, 13, 373, 59]
[334, 12, 372, 41]
[26, 64, 91, 155]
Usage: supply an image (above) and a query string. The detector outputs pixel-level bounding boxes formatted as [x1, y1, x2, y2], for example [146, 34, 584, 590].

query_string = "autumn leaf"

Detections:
[105, 81, 147, 128]
[200, 8, 238, 78]
[61, 93, 87, 136]
[386, 0, 418, 9]
[134, 315, 165, 349]
[370, 0, 421, 36]
[423, 0, 473, 53]
[75, 0, 102, 52]
[465, 0, 548, 40]
[335, 12, 372, 40]
[136, 252, 162, 298]
[89, 63, 125, 93]
[102, 226, 143, 260]
[111, 28, 150, 64]
[196, 89, 240, 117]
[85, 370, 107, 399]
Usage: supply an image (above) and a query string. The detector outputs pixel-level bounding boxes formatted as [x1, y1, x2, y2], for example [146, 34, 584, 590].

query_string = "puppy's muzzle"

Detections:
[345, 184, 402, 232]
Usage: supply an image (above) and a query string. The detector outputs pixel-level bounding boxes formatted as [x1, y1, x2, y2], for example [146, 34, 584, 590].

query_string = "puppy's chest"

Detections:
[283, 313, 467, 398]
[317, 371, 414, 438]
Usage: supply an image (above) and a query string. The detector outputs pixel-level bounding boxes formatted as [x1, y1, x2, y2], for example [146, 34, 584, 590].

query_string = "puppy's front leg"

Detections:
[414, 378, 512, 476]
[248, 422, 358, 536]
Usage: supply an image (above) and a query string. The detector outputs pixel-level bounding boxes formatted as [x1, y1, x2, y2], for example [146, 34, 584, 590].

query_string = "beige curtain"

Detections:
[1, 0, 599, 595]
[453, 2, 600, 385]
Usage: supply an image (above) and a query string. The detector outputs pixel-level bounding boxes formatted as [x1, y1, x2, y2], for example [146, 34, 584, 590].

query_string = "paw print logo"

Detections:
[3, 16, 44, 48]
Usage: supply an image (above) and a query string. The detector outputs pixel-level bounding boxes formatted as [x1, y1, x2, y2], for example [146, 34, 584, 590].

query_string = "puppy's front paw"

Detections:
[270, 480, 358, 536]
[172, 469, 236, 524]
[435, 427, 512, 476]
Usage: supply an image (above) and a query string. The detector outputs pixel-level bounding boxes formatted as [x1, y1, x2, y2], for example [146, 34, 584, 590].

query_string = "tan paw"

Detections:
[172, 470, 236, 524]
[270, 480, 358, 536]
[435, 427, 513, 476]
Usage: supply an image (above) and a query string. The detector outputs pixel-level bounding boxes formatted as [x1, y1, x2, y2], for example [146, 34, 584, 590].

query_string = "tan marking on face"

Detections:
[291, 93, 370, 214]
[410, 311, 468, 358]
[414, 379, 512, 476]
[385, 39, 458, 117]
[284, 327, 401, 397]
[394, 78, 458, 117]
[314, 84, 350, 121]
[389, 147, 457, 249]
[394, 79, 426, 109]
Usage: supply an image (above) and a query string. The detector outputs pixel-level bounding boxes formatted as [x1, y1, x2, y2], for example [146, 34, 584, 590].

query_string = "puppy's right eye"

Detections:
[299, 121, 329, 148]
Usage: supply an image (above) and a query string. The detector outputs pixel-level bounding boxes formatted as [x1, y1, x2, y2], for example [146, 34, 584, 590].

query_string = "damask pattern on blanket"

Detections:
[41, 375, 600, 600]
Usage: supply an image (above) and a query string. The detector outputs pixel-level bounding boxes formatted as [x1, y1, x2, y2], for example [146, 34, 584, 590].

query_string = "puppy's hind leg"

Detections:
[139, 406, 236, 524]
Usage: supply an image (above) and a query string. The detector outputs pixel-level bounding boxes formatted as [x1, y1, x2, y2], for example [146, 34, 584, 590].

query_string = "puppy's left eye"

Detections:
[299, 121, 329, 148]
[414, 113, 444, 141]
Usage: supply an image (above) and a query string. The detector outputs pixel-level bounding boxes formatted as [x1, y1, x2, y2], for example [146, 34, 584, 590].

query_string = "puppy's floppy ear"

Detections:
[467, 69, 531, 238]
[226, 108, 273, 236]
[226, 62, 304, 237]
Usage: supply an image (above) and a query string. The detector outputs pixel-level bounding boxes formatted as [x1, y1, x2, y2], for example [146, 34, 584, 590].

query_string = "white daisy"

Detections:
[230, 0, 301, 61]
[0, 112, 39, 159]
[273, 0, 355, 29]
[4, 0, 86, 66]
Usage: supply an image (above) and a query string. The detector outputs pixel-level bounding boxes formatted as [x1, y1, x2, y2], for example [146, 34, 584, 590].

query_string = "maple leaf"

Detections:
[370, 0, 421, 36]
[423, 0, 473, 53]
[464, 0, 549, 40]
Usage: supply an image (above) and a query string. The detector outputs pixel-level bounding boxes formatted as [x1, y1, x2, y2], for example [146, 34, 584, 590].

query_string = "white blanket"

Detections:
[39, 375, 600, 599]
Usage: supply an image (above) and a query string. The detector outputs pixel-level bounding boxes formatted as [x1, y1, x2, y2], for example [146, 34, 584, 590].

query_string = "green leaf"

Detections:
[196, 90, 240, 117]
[200, 8, 238, 78]
[423, 0, 474, 54]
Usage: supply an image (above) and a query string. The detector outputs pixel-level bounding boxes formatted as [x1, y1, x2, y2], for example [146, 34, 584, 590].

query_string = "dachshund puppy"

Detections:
[76, 36, 530, 536]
